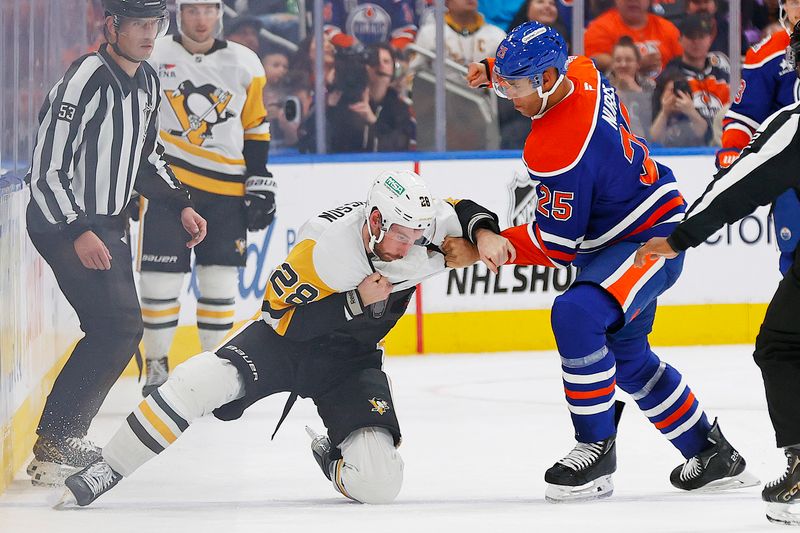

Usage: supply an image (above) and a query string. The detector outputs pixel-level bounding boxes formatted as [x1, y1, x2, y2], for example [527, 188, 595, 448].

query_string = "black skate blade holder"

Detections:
[613, 400, 625, 428]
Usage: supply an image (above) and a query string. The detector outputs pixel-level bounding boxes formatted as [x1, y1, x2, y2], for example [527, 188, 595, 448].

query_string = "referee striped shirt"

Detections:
[27, 43, 191, 240]
[668, 100, 800, 252]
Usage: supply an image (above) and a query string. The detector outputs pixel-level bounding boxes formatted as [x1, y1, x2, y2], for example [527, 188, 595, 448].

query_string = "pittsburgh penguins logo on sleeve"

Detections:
[164, 80, 236, 146]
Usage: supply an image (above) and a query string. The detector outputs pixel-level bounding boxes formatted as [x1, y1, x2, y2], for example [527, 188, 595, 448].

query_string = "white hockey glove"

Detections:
[244, 173, 277, 231]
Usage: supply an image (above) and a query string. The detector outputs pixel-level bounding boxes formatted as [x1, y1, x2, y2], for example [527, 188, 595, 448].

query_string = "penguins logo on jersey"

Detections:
[164, 80, 236, 146]
[235, 237, 246, 256]
[369, 397, 391, 415]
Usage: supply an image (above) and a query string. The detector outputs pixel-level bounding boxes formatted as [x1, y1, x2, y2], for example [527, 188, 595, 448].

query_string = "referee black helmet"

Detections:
[103, 0, 167, 19]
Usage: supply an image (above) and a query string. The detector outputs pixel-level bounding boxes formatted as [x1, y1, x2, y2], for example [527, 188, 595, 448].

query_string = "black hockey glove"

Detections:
[244, 173, 277, 231]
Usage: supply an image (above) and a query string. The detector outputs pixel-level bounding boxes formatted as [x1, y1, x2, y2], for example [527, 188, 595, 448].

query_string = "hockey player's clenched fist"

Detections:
[467, 62, 490, 88]
[357, 272, 393, 306]
[475, 229, 516, 273]
[442, 236, 479, 268]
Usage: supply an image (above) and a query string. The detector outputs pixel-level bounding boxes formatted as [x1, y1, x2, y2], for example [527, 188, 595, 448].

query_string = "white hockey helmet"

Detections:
[175, 0, 223, 38]
[365, 170, 435, 252]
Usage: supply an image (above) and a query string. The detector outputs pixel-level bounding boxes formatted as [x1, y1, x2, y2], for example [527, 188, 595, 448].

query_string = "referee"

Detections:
[25, 0, 206, 487]
[635, 23, 800, 526]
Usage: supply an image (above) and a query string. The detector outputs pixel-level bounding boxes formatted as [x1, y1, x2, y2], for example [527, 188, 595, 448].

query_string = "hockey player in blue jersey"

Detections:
[466, 22, 758, 502]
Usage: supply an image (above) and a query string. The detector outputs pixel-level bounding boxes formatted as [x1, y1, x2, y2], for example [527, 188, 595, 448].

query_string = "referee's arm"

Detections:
[668, 102, 800, 252]
[133, 87, 192, 211]
[28, 59, 99, 240]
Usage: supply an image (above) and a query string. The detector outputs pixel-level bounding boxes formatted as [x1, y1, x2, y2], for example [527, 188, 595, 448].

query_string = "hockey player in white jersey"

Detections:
[138, 0, 275, 396]
[61, 170, 514, 507]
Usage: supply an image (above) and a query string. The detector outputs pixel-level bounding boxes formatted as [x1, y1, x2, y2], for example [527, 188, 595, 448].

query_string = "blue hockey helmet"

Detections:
[493, 22, 568, 99]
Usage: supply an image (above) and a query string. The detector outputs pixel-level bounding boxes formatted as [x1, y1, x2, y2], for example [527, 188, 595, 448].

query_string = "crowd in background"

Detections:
[75, 0, 787, 154]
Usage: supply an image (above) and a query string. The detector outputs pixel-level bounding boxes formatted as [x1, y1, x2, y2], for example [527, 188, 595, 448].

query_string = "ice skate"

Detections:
[545, 436, 617, 503]
[59, 458, 122, 507]
[670, 419, 759, 492]
[142, 356, 169, 397]
[763, 447, 800, 526]
[27, 436, 102, 487]
[306, 426, 335, 481]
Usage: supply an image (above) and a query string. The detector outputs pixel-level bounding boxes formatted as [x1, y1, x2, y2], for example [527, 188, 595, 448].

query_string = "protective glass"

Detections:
[385, 224, 426, 246]
[118, 14, 170, 40]
[492, 68, 538, 99]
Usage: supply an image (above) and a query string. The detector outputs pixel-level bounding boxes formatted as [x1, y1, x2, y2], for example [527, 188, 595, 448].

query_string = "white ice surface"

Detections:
[0, 345, 789, 533]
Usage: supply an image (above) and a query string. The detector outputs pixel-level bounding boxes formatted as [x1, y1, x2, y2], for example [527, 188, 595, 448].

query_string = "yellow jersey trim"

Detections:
[173, 166, 245, 196]
[160, 131, 246, 166]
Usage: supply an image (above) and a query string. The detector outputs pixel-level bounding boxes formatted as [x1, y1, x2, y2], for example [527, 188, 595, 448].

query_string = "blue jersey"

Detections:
[501, 56, 686, 268]
[722, 30, 800, 150]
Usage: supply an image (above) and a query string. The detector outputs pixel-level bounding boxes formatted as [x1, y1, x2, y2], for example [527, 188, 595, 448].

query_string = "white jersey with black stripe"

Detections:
[148, 35, 269, 197]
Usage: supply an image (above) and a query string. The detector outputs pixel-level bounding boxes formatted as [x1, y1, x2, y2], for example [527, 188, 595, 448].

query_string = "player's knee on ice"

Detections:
[160, 351, 245, 420]
[339, 427, 404, 504]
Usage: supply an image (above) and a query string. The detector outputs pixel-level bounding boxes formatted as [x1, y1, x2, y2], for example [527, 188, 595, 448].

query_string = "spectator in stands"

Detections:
[411, 0, 505, 149]
[686, 0, 748, 55]
[300, 43, 416, 152]
[412, 0, 506, 79]
[477, 0, 526, 30]
[507, 0, 570, 47]
[584, 0, 682, 79]
[608, 36, 655, 92]
[649, 72, 711, 147]
[225, 13, 262, 52]
[293, 34, 337, 90]
[323, 0, 418, 50]
[654, 12, 729, 146]
[264, 74, 313, 152]
[262, 45, 290, 87]
[607, 36, 655, 136]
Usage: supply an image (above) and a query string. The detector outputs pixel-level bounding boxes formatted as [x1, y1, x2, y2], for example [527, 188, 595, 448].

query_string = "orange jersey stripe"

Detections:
[605, 255, 660, 307]
[626, 195, 685, 238]
[654, 392, 696, 430]
[565, 380, 617, 400]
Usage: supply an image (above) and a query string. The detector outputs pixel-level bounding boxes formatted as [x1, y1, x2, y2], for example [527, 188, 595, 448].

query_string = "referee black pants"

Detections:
[754, 246, 800, 448]
[28, 221, 142, 441]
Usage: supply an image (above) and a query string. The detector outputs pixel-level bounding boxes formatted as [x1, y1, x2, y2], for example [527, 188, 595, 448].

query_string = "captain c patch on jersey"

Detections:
[164, 80, 236, 146]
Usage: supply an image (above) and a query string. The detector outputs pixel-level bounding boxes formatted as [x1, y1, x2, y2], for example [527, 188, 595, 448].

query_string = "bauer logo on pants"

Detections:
[369, 398, 391, 415]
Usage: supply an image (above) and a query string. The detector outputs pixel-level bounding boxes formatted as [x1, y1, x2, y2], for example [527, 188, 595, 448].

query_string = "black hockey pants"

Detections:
[754, 246, 800, 448]
[28, 218, 142, 441]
